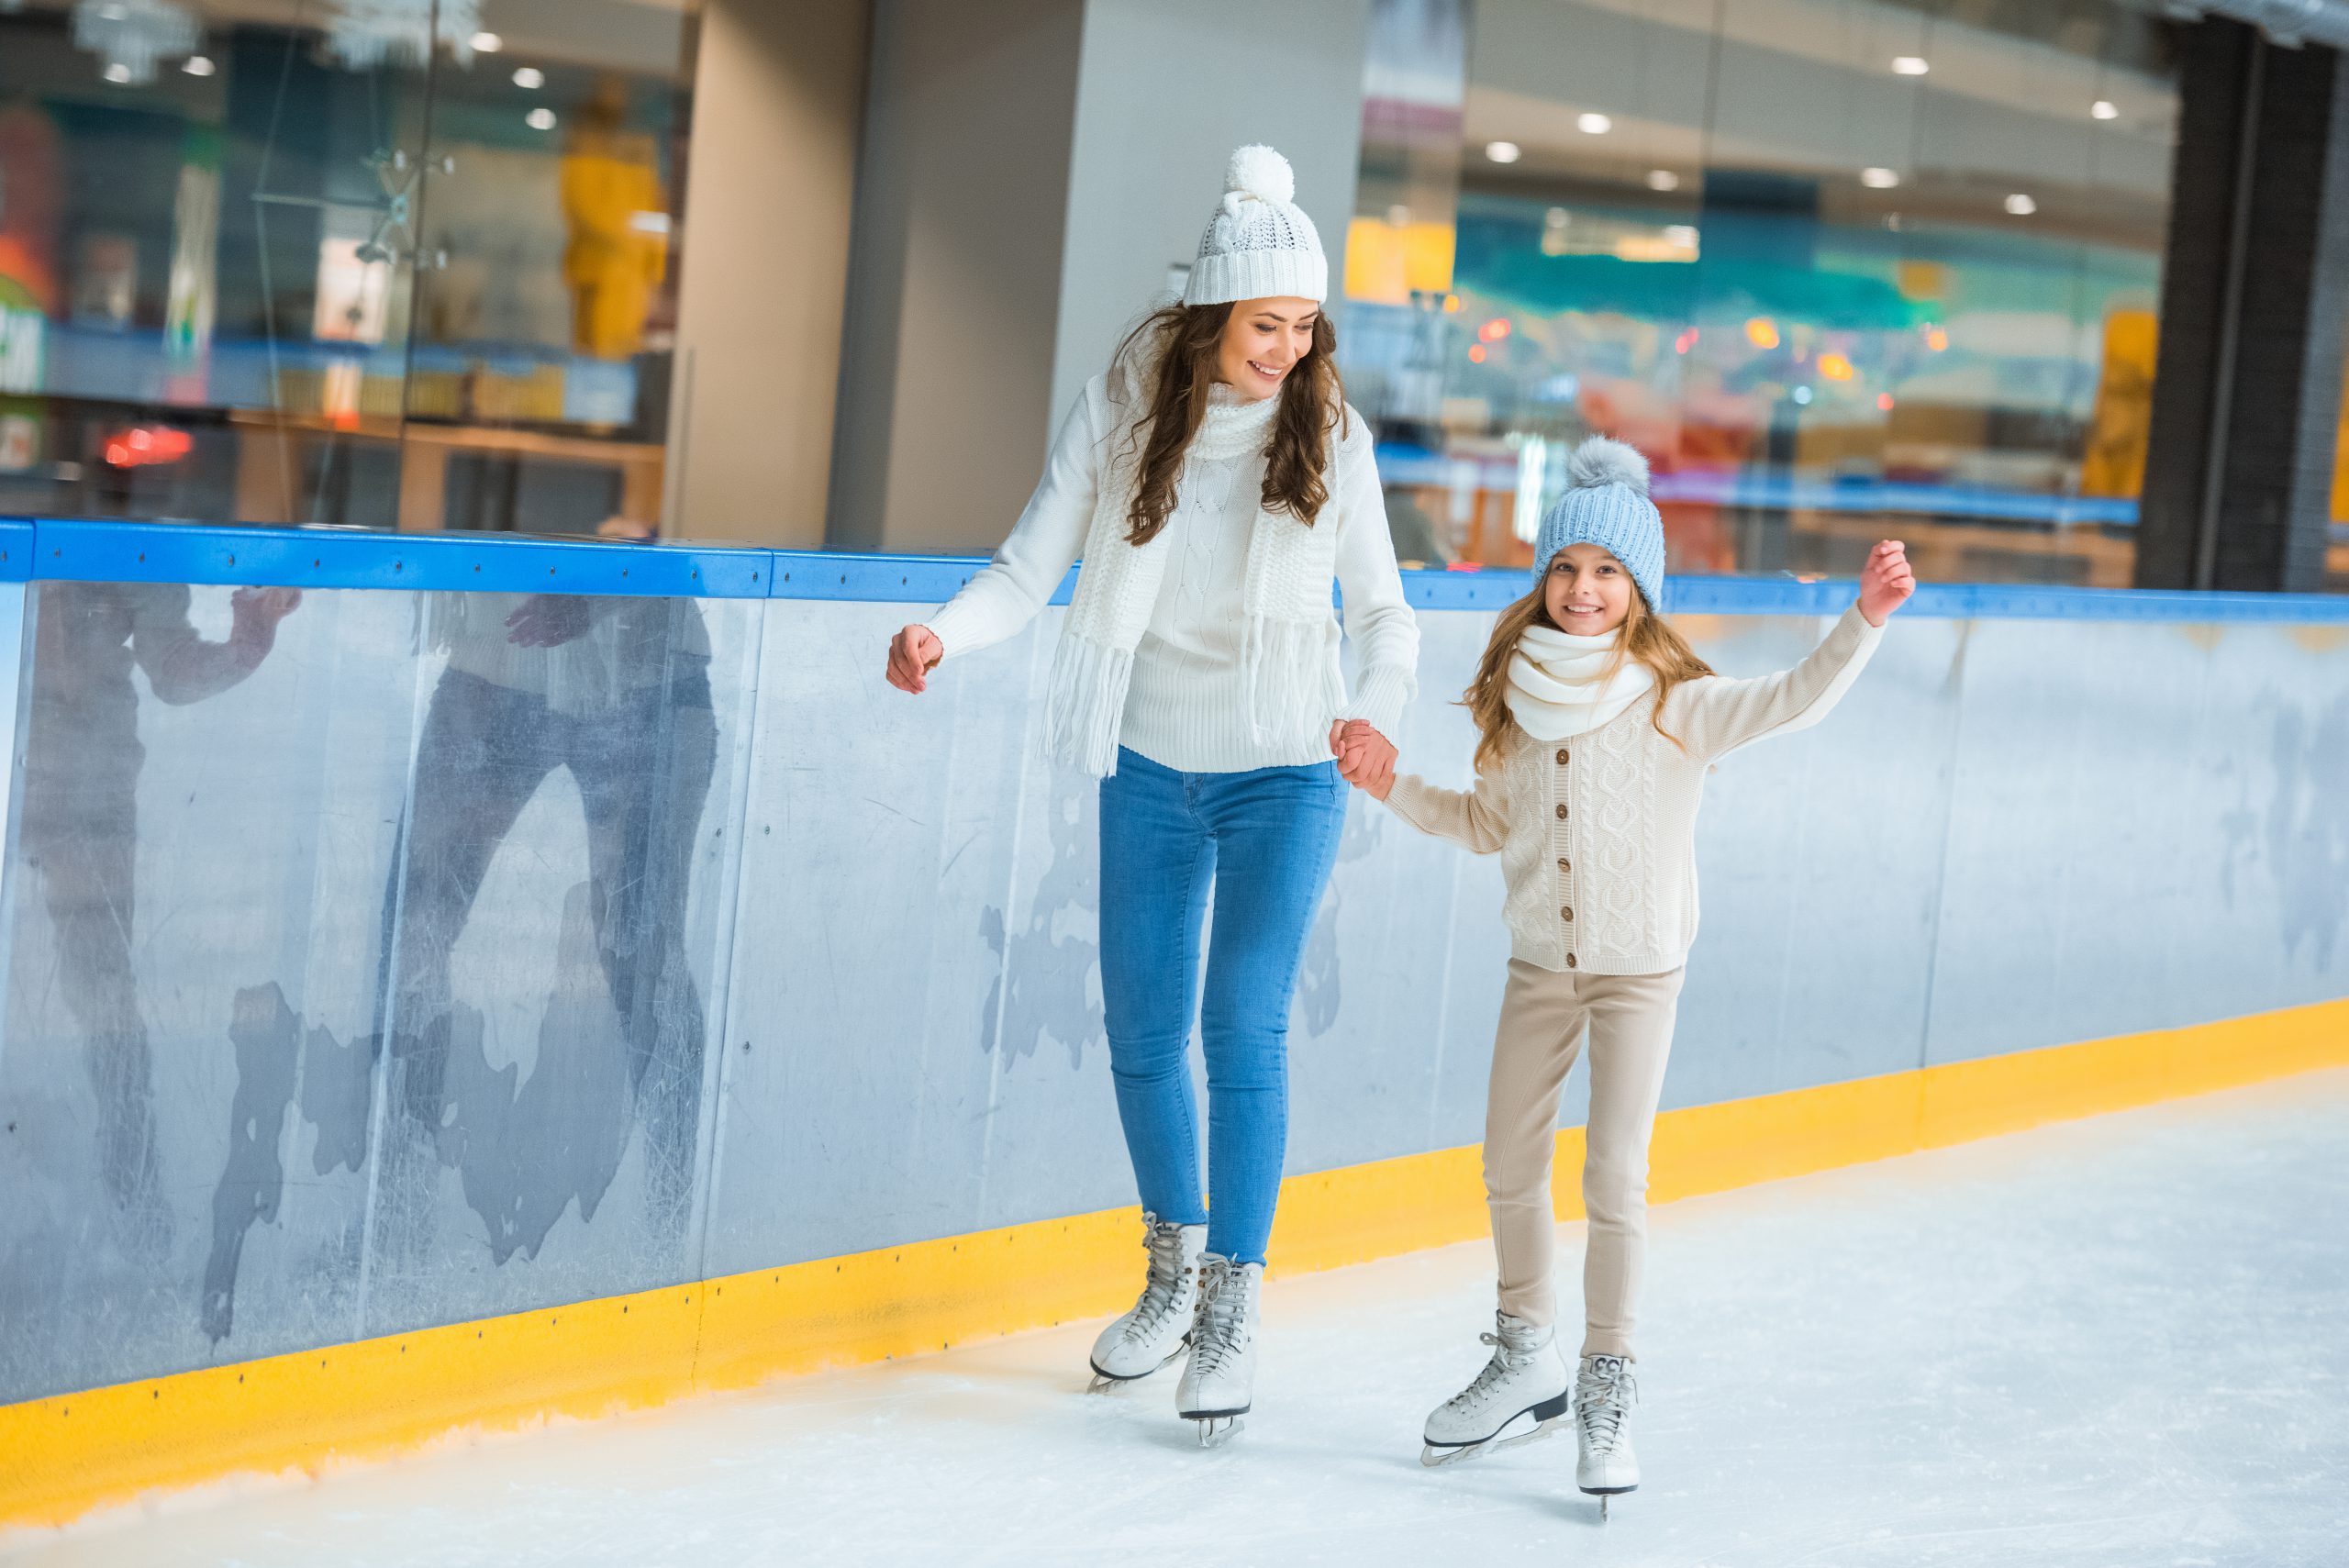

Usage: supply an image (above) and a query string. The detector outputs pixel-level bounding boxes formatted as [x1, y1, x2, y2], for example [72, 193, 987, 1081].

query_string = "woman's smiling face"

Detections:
[1543, 543, 1635, 636]
[1216, 296, 1320, 400]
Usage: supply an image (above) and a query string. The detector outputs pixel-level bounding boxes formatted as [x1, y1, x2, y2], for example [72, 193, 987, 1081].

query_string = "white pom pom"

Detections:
[1567, 436, 1651, 496]
[1225, 144, 1295, 205]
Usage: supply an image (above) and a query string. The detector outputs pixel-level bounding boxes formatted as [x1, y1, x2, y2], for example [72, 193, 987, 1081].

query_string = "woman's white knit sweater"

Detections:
[1385, 606, 1883, 974]
[925, 378, 1419, 773]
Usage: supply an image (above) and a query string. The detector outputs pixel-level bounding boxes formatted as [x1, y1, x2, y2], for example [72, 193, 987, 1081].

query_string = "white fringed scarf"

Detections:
[1504, 625, 1655, 740]
[1044, 361, 1344, 777]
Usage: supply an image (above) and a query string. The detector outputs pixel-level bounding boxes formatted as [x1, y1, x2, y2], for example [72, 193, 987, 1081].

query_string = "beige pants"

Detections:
[1484, 957, 1685, 1359]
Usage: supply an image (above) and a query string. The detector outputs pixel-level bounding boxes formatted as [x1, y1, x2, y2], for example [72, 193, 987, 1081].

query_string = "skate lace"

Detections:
[1444, 1331, 1521, 1411]
[1188, 1262, 1252, 1378]
[1118, 1218, 1196, 1346]
[1576, 1359, 1638, 1455]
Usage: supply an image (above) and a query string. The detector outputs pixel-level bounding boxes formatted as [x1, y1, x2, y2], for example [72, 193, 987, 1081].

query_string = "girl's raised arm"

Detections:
[1668, 540, 1912, 759]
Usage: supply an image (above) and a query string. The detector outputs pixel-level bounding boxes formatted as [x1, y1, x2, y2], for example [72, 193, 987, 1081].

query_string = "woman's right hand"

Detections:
[886, 625, 945, 694]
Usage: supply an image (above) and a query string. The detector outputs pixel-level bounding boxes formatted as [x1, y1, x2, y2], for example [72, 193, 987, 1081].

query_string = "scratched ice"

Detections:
[6, 1073, 2343, 1568]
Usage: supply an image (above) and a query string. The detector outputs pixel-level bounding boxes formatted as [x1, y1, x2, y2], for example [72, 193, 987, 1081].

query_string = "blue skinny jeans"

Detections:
[1097, 748, 1348, 1266]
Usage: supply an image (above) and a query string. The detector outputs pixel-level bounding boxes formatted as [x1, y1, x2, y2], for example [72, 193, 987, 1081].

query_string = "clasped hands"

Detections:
[1329, 718, 1397, 800]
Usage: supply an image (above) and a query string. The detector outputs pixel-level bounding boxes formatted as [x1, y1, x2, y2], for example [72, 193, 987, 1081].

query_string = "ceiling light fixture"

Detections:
[1646, 169, 1680, 192]
[1861, 167, 1899, 189]
[1892, 55, 1929, 75]
[1577, 112, 1613, 135]
[1484, 140, 1521, 164]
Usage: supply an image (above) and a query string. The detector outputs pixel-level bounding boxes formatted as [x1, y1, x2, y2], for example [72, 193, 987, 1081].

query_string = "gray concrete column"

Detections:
[662, 0, 868, 547]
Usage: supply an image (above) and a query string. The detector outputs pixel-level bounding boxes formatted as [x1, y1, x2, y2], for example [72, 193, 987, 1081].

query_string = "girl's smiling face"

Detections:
[1543, 543, 1635, 637]
[1216, 296, 1320, 400]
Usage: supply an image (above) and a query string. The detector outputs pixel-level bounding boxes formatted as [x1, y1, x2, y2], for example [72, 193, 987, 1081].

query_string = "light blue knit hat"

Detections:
[1531, 437, 1667, 612]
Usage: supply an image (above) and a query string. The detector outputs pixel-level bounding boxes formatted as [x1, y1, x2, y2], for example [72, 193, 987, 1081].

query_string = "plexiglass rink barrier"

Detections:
[0, 518, 2343, 1407]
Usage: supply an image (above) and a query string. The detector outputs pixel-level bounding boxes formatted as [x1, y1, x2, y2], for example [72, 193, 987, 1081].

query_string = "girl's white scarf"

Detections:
[1045, 360, 1343, 776]
[1504, 624, 1655, 740]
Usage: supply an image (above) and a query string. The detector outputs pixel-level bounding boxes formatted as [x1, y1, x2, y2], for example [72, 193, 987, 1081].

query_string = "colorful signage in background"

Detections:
[0, 103, 61, 473]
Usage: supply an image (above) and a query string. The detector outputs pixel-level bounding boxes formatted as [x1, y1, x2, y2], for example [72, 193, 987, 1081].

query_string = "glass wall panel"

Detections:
[1341, 0, 2180, 587]
[0, 1, 692, 536]
[0, 573, 761, 1401]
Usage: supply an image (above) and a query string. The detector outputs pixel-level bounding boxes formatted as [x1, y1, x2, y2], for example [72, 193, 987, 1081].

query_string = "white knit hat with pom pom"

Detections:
[1184, 145, 1328, 306]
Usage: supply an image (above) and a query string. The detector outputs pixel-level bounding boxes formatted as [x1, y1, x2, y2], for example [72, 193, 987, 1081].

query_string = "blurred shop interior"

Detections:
[1, 0, 2344, 591]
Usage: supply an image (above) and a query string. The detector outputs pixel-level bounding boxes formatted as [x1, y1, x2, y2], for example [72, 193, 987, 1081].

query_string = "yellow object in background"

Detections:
[1344, 216, 1455, 305]
[2336, 353, 2349, 523]
[561, 77, 669, 362]
[2082, 309, 2157, 499]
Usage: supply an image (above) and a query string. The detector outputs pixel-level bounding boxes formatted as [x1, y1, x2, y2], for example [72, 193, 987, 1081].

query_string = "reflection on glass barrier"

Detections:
[0, 2, 688, 536]
[17, 579, 300, 1235]
[0, 571, 754, 1402]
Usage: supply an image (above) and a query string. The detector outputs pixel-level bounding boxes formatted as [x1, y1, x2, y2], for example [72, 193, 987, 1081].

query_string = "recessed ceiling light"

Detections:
[2005, 193, 2037, 216]
[1646, 169, 1681, 192]
[1485, 140, 1521, 164]
[471, 30, 504, 52]
[527, 107, 558, 131]
[183, 54, 216, 76]
[513, 66, 545, 89]
[2092, 99, 2119, 120]
[1892, 55, 1929, 75]
[102, 62, 132, 83]
[1861, 166, 1900, 189]
[1577, 112, 1613, 135]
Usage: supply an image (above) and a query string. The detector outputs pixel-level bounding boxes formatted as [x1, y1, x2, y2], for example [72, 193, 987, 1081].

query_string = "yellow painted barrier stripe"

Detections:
[4, 995, 2343, 1532]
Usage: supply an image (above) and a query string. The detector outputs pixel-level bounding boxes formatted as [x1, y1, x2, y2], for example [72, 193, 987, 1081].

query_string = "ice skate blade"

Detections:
[1191, 1414, 1245, 1448]
[1419, 1414, 1565, 1467]
[1087, 1342, 1188, 1392]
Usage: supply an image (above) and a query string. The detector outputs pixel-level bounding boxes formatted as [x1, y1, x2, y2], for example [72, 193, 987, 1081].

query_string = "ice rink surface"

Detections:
[7, 1071, 2345, 1568]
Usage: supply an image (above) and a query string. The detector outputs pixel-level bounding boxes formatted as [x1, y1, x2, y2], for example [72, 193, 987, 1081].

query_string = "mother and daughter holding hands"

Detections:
[885, 147, 1915, 1497]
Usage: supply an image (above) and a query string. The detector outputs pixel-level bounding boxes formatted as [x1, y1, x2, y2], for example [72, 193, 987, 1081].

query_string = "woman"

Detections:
[885, 145, 1419, 1444]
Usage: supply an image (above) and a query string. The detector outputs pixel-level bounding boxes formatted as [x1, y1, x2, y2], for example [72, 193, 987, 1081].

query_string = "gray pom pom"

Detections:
[1566, 436, 1651, 496]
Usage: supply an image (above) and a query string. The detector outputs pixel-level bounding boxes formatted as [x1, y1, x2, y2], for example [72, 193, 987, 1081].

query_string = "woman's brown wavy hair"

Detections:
[1462, 562, 1716, 773]
[1111, 302, 1346, 546]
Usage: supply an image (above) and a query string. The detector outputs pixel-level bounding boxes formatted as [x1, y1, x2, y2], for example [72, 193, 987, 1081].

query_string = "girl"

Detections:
[885, 146, 1419, 1444]
[1337, 438, 1911, 1507]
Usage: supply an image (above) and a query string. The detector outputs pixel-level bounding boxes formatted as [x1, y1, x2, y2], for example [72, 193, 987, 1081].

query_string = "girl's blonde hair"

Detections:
[1463, 565, 1715, 773]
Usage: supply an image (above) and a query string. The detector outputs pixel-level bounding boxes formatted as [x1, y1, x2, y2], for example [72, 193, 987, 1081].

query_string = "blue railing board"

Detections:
[0, 520, 30, 584]
[5, 518, 2344, 622]
[767, 550, 1077, 607]
[14, 517, 773, 599]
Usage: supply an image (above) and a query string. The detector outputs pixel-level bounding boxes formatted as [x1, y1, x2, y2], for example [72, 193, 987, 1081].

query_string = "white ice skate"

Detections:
[1575, 1353, 1640, 1519]
[1419, 1311, 1572, 1466]
[1175, 1254, 1260, 1446]
[1087, 1214, 1206, 1389]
